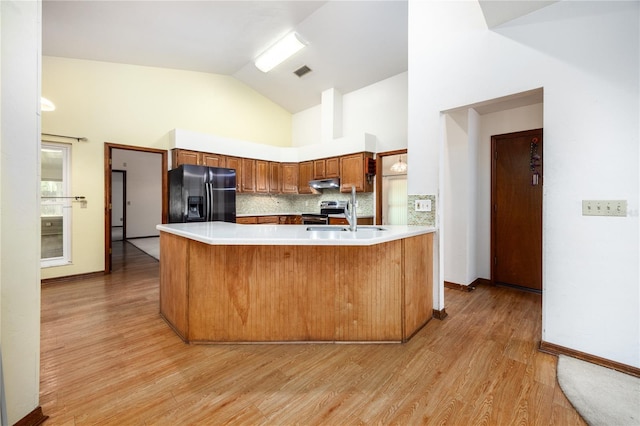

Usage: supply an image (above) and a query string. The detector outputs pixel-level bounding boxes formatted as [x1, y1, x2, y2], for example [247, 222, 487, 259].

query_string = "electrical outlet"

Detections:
[582, 200, 627, 217]
[415, 199, 431, 212]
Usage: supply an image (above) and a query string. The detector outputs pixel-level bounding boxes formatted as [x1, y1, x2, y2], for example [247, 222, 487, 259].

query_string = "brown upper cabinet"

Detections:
[241, 158, 256, 193]
[313, 159, 325, 179]
[172, 149, 198, 167]
[325, 157, 340, 178]
[171, 148, 375, 194]
[173, 149, 226, 168]
[269, 162, 282, 194]
[298, 161, 314, 194]
[313, 156, 340, 180]
[202, 153, 225, 168]
[255, 160, 270, 193]
[281, 163, 298, 194]
[340, 152, 374, 193]
[225, 156, 242, 192]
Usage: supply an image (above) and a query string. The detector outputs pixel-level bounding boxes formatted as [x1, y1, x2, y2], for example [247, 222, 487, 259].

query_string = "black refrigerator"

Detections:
[168, 164, 236, 223]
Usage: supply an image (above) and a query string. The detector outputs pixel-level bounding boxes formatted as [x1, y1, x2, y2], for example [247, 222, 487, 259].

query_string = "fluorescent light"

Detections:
[255, 32, 306, 73]
[41, 97, 56, 112]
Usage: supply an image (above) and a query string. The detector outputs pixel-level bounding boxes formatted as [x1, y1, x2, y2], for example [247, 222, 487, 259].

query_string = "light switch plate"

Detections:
[582, 200, 627, 217]
[415, 199, 431, 212]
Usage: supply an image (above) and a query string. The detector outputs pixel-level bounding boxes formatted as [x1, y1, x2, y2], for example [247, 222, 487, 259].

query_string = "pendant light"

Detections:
[390, 155, 407, 173]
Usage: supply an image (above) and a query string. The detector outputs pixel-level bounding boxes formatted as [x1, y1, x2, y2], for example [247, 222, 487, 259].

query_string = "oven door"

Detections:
[301, 214, 329, 225]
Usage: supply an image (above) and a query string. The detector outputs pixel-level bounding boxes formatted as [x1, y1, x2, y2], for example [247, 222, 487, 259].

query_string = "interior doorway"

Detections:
[111, 170, 126, 241]
[491, 128, 543, 291]
[104, 143, 168, 273]
[375, 149, 408, 225]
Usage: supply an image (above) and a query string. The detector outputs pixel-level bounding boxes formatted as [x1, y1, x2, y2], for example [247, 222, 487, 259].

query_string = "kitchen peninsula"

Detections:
[157, 222, 435, 344]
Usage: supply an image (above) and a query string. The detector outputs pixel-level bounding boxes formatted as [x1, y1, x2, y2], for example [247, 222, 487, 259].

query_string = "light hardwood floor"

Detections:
[40, 241, 585, 425]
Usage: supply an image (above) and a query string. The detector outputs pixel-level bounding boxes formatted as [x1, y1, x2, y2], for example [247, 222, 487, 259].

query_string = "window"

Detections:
[383, 176, 408, 225]
[41, 142, 71, 267]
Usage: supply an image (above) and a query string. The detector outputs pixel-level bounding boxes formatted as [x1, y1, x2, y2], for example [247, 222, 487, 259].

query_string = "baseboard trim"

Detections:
[444, 281, 474, 292]
[432, 308, 448, 320]
[41, 270, 105, 286]
[539, 341, 640, 378]
[472, 278, 491, 287]
[14, 406, 48, 426]
[444, 278, 490, 292]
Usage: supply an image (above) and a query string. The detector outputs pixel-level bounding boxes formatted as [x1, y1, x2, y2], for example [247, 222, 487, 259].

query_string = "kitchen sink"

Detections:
[305, 226, 387, 232]
[306, 226, 349, 232]
[356, 226, 387, 231]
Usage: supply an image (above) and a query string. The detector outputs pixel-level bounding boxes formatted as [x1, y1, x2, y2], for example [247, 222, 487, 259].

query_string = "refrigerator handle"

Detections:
[209, 182, 215, 221]
[205, 182, 212, 221]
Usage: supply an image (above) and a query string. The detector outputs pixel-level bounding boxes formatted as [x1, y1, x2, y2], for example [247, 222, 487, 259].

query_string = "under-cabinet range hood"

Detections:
[308, 178, 340, 190]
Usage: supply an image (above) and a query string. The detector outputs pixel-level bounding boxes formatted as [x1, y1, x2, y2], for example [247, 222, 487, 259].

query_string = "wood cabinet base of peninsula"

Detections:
[159, 232, 433, 344]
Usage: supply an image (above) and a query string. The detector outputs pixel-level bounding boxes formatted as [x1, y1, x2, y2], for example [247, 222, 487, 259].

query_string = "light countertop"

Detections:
[156, 221, 435, 246]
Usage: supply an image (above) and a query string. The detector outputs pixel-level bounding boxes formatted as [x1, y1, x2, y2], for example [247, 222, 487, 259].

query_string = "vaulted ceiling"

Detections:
[42, 0, 555, 114]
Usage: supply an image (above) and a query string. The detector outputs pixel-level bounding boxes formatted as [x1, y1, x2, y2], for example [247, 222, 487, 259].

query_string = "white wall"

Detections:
[0, 0, 42, 422]
[292, 72, 408, 152]
[443, 110, 471, 285]
[409, 0, 639, 367]
[42, 57, 293, 279]
[112, 149, 162, 238]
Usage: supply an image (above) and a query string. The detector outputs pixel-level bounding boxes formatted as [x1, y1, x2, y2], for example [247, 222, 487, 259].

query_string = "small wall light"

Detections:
[255, 32, 306, 73]
[41, 97, 56, 112]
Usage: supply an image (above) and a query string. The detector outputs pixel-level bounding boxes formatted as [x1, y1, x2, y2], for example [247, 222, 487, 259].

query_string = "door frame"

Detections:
[490, 128, 543, 290]
[104, 143, 168, 273]
[375, 149, 407, 225]
[111, 169, 127, 241]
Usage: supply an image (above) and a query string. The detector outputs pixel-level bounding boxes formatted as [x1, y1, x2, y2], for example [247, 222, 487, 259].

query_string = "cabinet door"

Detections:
[313, 159, 326, 179]
[329, 217, 349, 225]
[269, 162, 282, 194]
[283, 215, 302, 224]
[257, 216, 279, 224]
[225, 156, 242, 192]
[255, 160, 269, 193]
[340, 152, 373, 192]
[236, 216, 257, 224]
[173, 149, 200, 167]
[325, 157, 340, 178]
[281, 163, 299, 194]
[241, 158, 256, 193]
[298, 161, 314, 194]
[202, 153, 225, 168]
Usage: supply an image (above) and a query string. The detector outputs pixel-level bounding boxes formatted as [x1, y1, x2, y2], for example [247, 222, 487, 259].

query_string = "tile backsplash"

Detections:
[237, 190, 374, 216]
[407, 194, 436, 226]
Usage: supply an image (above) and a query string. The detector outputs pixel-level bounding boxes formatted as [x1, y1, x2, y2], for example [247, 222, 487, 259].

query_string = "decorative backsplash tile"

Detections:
[407, 194, 436, 226]
[237, 190, 374, 216]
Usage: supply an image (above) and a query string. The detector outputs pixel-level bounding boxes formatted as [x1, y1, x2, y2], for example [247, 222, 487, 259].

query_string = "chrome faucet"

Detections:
[346, 185, 357, 232]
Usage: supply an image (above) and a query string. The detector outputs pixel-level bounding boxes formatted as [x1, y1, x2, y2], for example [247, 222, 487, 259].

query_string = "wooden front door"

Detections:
[491, 129, 543, 291]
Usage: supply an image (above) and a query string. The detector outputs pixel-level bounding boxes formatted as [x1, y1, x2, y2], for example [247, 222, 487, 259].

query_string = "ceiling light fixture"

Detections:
[390, 155, 407, 173]
[41, 97, 56, 112]
[255, 32, 306, 73]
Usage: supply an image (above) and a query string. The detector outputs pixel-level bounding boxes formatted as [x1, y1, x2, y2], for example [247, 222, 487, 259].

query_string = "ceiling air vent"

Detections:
[294, 65, 312, 78]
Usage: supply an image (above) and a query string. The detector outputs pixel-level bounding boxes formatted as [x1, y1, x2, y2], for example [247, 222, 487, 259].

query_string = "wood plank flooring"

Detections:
[40, 241, 585, 425]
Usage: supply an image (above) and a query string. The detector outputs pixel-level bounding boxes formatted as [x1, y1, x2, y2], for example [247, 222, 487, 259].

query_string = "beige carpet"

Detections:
[557, 355, 640, 425]
[127, 237, 159, 260]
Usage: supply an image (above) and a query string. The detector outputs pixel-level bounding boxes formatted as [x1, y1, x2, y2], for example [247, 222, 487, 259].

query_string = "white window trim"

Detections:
[41, 142, 72, 268]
